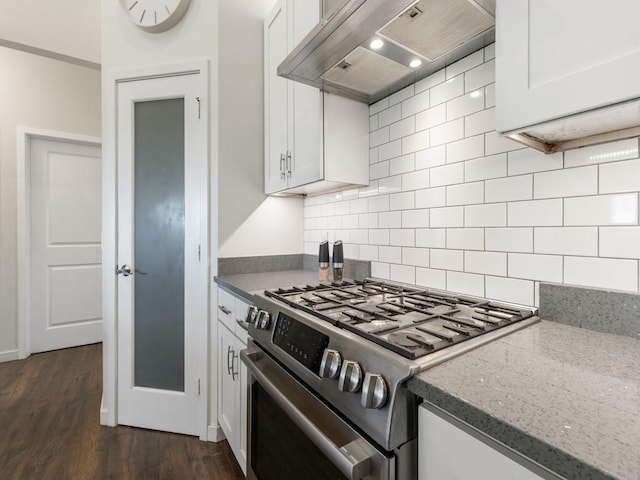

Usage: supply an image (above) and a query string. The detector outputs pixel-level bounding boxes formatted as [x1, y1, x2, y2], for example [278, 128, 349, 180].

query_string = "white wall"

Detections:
[304, 44, 640, 307]
[0, 0, 100, 65]
[218, 0, 303, 258]
[0, 46, 101, 360]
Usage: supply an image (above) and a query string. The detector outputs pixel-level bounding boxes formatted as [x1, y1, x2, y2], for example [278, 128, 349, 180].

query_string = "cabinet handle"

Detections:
[218, 305, 231, 315]
[227, 345, 233, 375]
[286, 150, 292, 178]
[280, 153, 286, 179]
[231, 350, 239, 381]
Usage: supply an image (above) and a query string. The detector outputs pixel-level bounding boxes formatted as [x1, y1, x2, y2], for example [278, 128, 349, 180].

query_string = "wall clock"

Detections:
[119, 0, 191, 33]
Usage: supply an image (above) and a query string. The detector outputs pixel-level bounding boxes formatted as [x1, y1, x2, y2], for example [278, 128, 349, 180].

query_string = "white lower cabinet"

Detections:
[419, 404, 554, 480]
[217, 288, 249, 474]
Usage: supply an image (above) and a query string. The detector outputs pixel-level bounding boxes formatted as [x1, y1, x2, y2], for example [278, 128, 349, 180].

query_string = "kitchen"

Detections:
[0, 0, 639, 479]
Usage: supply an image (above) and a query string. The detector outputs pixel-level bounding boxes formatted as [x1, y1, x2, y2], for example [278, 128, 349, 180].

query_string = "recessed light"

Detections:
[409, 59, 422, 68]
[370, 39, 384, 50]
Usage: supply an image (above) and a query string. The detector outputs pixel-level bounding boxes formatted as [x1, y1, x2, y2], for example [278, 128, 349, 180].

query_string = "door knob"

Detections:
[116, 265, 133, 276]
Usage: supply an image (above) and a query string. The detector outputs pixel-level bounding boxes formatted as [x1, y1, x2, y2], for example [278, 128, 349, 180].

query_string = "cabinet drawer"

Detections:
[217, 288, 236, 331]
[235, 297, 249, 344]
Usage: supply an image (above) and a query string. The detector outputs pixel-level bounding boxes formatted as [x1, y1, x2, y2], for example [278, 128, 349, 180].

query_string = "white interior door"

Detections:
[29, 138, 102, 354]
[116, 73, 205, 436]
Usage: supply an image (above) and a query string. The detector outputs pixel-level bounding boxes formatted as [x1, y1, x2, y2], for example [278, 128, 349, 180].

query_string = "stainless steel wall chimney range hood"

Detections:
[278, 0, 496, 105]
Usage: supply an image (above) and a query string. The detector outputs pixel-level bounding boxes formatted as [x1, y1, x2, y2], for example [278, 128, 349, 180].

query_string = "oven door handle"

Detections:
[241, 348, 373, 480]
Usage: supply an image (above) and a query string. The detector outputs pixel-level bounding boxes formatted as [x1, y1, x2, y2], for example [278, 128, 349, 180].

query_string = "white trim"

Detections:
[0, 350, 20, 363]
[16, 127, 102, 360]
[102, 60, 210, 435]
[207, 424, 226, 443]
[100, 395, 108, 425]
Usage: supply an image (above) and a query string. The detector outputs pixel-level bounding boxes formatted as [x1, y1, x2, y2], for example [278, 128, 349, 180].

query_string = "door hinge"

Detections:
[196, 97, 201, 119]
[197, 378, 201, 395]
[198, 244, 201, 261]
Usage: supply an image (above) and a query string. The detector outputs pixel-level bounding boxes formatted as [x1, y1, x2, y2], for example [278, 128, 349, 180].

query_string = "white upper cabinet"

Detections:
[264, 0, 369, 195]
[495, 0, 640, 152]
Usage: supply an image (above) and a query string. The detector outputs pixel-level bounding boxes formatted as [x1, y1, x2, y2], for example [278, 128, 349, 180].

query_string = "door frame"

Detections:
[102, 61, 211, 440]
[16, 127, 102, 360]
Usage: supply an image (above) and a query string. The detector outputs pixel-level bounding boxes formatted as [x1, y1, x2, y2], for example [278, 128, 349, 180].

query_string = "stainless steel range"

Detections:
[241, 279, 539, 480]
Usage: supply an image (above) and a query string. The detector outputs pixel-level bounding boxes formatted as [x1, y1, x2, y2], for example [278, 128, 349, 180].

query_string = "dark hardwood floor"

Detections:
[0, 343, 245, 480]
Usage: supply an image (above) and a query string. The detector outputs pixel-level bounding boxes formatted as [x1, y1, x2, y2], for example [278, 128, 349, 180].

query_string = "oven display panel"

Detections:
[272, 314, 329, 373]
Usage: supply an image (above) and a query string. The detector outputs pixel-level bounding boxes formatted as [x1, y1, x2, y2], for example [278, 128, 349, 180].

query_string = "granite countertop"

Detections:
[214, 269, 321, 301]
[409, 320, 640, 480]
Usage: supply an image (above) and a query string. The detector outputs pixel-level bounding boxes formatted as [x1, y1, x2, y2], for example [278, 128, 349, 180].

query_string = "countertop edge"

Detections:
[407, 378, 618, 480]
[214, 276, 256, 303]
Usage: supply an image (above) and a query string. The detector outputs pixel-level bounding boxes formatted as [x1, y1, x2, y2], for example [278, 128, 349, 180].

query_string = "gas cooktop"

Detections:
[264, 279, 537, 360]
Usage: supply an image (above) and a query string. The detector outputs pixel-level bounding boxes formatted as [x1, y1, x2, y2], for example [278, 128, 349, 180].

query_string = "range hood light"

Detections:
[370, 39, 384, 50]
[409, 59, 422, 68]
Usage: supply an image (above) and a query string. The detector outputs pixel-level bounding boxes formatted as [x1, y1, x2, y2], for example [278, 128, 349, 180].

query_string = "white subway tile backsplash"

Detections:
[600, 227, 640, 259]
[390, 264, 416, 284]
[416, 229, 446, 248]
[415, 104, 447, 131]
[465, 153, 507, 182]
[446, 135, 485, 163]
[430, 162, 464, 187]
[402, 130, 430, 155]
[379, 211, 402, 228]
[305, 46, 640, 301]
[378, 140, 402, 161]
[534, 166, 597, 199]
[565, 193, 638, 226]
[415, 186, 446, 208]
[379, 246, 402, 263]
[447, 182, 484, 206]
[389, 154, 415, 176]
[447, 271, 485, 297]
[600, 158, 640, 194]
[415, 70, 446, 94]
[415, 145, 446, 170]
[402, 247, 430, 267]
[465, 251, 507, 276]
[447, 91, 485, 121]
[402, 170, 430, 192]
[431, 75, 464, 105]
[485, 174, 533, 203]
[484, 227, 533, 253]
[430, 118, 464, 147]
[402, 90, 430, 119]
[430, 206, 464, 228]
[508, 149, 563, 175]
[446, 51, 483, 79]
[402, 209, 430, 228]
[486, 276, 534, 306]
[564, 138, 639, 167]
[390, 229, 415, 247]
[508, 253, 563, 282]
[390, 191, 415, 211]
[390, 117, 416, 141]
[389, 85, 415, 106]
[535, 227, 598, 256]
[465, 203, 507, 227]
[564, 257, 638, 291]
[465, 108, 495, 137]
[431, 249, 464, 271]
[416, 267, 447, 289]
[465, 60, 495, 92]
[447, 228, 484, 250]
[508, 199, 563, 226]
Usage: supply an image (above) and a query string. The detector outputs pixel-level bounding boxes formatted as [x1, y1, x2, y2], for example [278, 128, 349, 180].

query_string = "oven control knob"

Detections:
[338, 360, 363, 393]
[319, 349, 342, 378]
[256, 310, 271, 330]
[361, 373, 388, 409]
[246, 306, 259, 324]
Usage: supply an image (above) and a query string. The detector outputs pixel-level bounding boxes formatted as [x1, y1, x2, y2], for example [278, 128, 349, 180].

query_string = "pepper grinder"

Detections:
[318, 240, 330, 282]
[332, 240, 344, 283]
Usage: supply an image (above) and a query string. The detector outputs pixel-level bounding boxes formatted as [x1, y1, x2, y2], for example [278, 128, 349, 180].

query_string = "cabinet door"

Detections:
[496, 0, 640, 134]
[418, 405, 548, 480]
[264, 0, 289, 194]
[288, 0, 323, 189]
[218, 323, 237, 455]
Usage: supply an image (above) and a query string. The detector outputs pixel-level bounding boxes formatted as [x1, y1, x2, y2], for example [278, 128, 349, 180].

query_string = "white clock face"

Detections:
[120, 0, 191, 33]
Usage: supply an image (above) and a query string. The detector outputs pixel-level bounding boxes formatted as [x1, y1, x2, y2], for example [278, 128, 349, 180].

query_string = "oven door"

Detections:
[241, 342, 394, 480]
